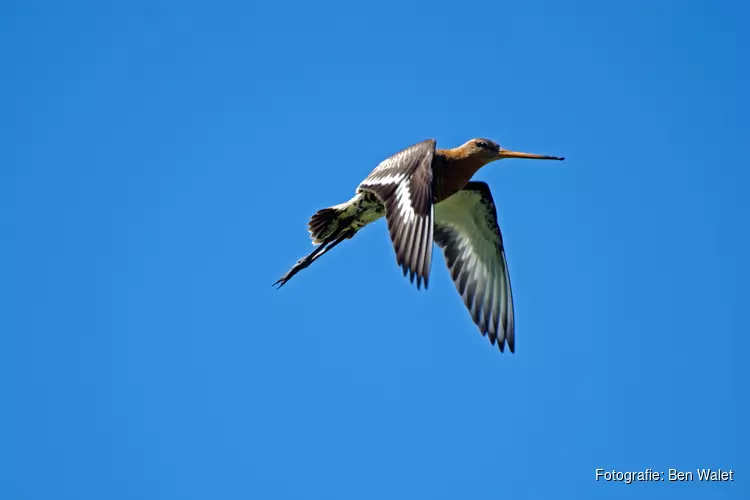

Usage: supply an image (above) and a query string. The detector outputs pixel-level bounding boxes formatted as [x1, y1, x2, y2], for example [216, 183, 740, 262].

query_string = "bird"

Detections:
[273, 138, 564, 352]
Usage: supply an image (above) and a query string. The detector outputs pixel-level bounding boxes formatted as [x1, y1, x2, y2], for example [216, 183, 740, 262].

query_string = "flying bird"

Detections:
[273, 138, 564, 352]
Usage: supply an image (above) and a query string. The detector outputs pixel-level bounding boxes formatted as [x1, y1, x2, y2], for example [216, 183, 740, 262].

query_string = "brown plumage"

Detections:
[274, 138, 564, 352]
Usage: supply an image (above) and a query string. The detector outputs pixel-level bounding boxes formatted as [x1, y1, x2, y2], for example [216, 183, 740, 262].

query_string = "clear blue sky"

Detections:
[3, 1, 748, 499]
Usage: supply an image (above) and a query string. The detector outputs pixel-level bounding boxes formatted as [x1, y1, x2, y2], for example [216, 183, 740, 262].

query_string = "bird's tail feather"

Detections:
[308, 206, 348, 244]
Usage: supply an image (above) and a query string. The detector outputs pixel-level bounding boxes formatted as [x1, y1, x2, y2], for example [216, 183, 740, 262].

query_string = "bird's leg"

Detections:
[273, 228, 356, 289]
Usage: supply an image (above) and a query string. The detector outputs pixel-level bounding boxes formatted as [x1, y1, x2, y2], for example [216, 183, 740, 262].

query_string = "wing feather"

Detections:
[434, 181, 516, 352]
[357, 139, 436, 289]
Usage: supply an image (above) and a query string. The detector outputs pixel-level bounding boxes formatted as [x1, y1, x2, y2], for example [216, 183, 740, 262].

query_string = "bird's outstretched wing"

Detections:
[357, 139, 436, 289]
[433, 181, 516, 352]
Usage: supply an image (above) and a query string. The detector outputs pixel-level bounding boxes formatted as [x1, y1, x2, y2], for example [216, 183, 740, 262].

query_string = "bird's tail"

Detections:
[308, 205, 347, 245]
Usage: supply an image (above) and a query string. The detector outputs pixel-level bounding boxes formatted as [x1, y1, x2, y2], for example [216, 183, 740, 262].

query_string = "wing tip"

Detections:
[506, 328, 515, 354]
[497, 328, 515, 354]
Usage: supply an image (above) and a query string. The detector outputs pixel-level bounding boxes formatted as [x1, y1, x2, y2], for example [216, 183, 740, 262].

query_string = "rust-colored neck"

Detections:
[432, 147, 494, 202]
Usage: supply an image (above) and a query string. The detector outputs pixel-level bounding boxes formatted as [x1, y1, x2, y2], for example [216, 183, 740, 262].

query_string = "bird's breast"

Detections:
[431, 155, 487, 203]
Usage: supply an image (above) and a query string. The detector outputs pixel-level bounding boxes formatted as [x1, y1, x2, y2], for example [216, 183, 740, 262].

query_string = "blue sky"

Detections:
[2, 0, 748, 499]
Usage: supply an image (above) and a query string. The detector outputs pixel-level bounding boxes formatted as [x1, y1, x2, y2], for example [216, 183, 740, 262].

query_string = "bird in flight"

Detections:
[273, 138, 564, 352]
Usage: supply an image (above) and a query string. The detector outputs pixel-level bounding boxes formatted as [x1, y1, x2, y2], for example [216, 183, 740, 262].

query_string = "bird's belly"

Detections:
[350, 194, 385, 229]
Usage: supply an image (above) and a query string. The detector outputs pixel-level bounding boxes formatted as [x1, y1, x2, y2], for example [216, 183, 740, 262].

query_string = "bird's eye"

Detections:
[476, 141, 488, 149]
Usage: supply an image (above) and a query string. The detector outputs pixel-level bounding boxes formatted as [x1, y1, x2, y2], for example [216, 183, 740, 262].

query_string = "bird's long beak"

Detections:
[498, 148, 565, 161]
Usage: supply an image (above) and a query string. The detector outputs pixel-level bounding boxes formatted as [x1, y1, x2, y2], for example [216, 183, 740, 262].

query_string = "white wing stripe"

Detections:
[394, 182, 414, 223]
[363, 172, 406, 186]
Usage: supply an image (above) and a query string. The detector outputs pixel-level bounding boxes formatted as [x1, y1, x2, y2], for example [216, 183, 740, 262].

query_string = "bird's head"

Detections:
[462, 138, 565, 164]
